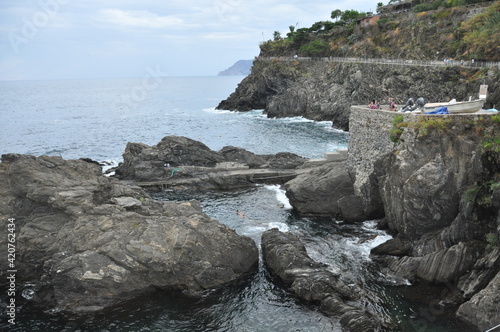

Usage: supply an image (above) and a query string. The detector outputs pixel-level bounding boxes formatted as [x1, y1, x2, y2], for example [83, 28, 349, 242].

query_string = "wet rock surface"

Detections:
[261, 228, 385, 332]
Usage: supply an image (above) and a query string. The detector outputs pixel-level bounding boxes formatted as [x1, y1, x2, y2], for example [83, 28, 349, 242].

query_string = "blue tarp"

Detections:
[426, 107, 449, 114]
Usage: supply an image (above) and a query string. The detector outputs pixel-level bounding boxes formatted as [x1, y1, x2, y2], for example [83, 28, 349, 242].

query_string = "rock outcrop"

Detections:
[114, 136, 306, 192]
[283, 107, 499, 330]
[457, 270, 500, 332]
[261, 228, 385, 332]
[366, 115, 500, 329]
[217, 59, 500, 131]
[285, 161, 372, 222]
[0, 154, 259, 313]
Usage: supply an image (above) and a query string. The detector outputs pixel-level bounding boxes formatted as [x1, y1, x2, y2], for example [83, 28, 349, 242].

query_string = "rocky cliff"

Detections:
[373, 114, 500, 331]
[217, 59, 500, 131]
[0, 154, 258, 313]
[285, 109, 500, 331]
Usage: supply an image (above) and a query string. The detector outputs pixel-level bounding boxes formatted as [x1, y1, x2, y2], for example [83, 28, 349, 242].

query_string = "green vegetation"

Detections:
[482, 137, 500, 154]
[464, 185, 480, 203]
[461, 115, 500, 217]
[415, 117, 453, 137]
[461, 2, 500, 60]
[300, 39, 330, 56]
[486, 232, 499, 248]
[389, 115, 409, 142]
[259, 1, 498, 61]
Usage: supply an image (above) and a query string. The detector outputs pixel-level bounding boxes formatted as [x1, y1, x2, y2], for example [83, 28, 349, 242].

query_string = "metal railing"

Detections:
[258, 56, 500, 69]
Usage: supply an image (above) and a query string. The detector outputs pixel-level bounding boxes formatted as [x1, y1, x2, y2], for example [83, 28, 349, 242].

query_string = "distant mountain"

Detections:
[218, 60, 253, 76]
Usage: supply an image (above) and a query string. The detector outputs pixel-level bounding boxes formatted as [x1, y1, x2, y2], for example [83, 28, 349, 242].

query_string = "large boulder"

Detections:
[261, 228, 384, 332]
[379, 125, 484, 239]
[285, 162, 369, 222]
[0, 154, 258, 313]
[116, 136, 225, 180]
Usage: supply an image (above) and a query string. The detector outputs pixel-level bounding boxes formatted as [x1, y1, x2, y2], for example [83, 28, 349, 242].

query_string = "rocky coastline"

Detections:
[0, 153, 259, 313]
[1, 120, 498, 330]
[284, 107, 500, 331]
[217, 59, 500, 131]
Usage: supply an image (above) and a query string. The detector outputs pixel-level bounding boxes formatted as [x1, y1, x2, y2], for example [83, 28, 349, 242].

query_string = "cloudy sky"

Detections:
[0, 0, 372, 80]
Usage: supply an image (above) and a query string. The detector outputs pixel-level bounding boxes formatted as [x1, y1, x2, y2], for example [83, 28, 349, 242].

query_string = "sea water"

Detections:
[0, 77, 347, 162]
[0, 77, 470, 331]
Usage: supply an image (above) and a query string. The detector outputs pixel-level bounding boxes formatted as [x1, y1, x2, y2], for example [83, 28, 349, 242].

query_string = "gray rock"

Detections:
[371, 237, 412, 256]
[219, 146, 267, 168]
[112, 196, 142, 209]
[378, 124, 485, 239]
[115, 136, 306, 185]
[0, 154, 258, 313]
[457, 271, 500, 332]
[115, 136, 225, 180]
[261, 228, 384, 331]
[265, 152, 307, 169]
[285, 162, 368, 221]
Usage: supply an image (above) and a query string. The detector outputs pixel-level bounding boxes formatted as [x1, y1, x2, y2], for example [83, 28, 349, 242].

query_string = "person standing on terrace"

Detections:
[388, 98, 397, 111]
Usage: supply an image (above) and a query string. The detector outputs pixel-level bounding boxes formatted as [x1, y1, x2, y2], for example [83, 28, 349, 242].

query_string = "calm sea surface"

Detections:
[0, 77, 470, 331]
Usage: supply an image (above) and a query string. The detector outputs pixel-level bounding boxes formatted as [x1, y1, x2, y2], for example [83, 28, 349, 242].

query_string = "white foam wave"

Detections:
[338, 221, 393, 260]
[202, 107, 236, 114]
[265, 185, 293, 209]
[277, 116, 315, 123]
[267, 222, 290, 232]
[100, 159, 120, 175]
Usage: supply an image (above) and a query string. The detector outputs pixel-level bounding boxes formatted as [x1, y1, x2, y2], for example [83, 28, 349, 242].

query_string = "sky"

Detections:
[0, 0, 372, 80]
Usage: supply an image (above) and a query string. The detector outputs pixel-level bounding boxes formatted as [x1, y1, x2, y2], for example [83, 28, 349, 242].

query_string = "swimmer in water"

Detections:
[236, 210, 247, 219]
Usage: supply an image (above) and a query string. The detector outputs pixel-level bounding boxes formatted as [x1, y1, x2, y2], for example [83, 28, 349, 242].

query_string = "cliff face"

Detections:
[374, 115, 500, 331]
[285, 108, 500, 330]
[217, 59, 500, 130]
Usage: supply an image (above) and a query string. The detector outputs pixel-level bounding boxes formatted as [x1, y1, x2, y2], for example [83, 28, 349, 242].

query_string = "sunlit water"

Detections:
[0, 77, 471, 331]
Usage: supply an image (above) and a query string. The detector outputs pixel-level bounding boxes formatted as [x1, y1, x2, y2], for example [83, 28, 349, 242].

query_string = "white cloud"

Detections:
[0, 0, 374, 79]
[100, 9, 184, 29]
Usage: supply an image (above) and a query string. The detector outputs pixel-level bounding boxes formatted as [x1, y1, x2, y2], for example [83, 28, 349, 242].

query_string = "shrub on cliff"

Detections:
[461, 1, 500, 60]
[259, 2, 499, 61]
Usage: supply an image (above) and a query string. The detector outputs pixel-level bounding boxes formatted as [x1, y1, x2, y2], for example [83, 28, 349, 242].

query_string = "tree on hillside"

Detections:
[341, 10, 364, 24]
[377, 2, 384, 13]
[273, 31, 282, 41]
[331, 9, 342, 21]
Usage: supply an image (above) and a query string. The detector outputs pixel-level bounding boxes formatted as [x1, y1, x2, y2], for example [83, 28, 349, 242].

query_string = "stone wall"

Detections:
[347, 106, 414, 216]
